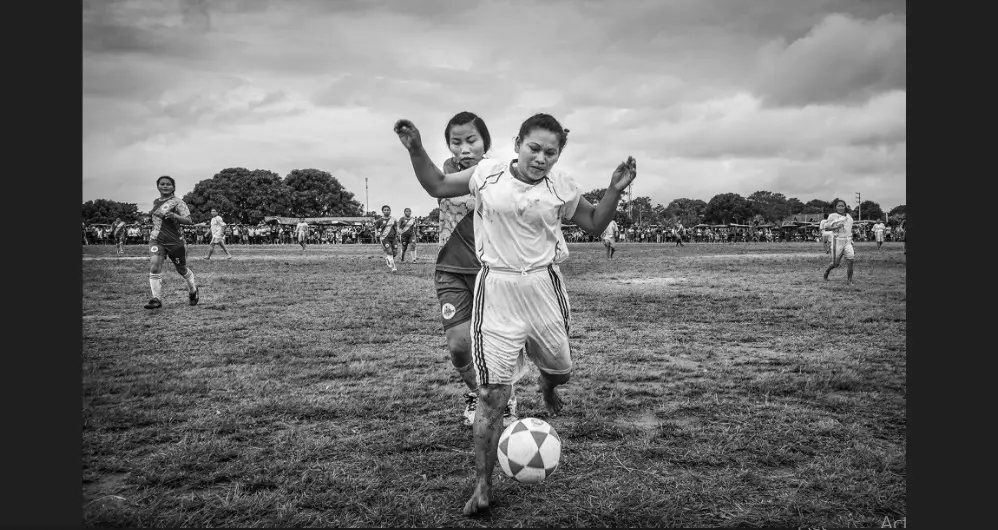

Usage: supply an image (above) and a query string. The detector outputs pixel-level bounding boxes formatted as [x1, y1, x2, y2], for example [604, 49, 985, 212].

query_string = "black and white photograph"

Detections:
[82, 0, 906, 526]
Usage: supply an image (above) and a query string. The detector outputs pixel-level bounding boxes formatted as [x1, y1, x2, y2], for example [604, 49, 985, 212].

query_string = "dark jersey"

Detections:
[435, 157, 480, 275]
[149, 196, 190, 245]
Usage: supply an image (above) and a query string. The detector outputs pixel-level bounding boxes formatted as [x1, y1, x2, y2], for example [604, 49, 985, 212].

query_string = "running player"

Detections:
[295, 217, 309, 251]
[434, 111, 525, 428]
[394, 113, 636, 516]
[111, 217, 127, 254]
[823, 199, 856, 284]
[819, 217, 832, 254]
[872, 219, 886, 251]
[398, 207, 418, 263]
[375, 205, 399, 272]
[203, 208, 233, 260]
[602, 216, 618, 258]
[144, 176, 199, 309]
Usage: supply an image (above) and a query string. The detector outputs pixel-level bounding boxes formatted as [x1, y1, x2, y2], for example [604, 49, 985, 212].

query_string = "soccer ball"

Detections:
[497, 417, 561, 484]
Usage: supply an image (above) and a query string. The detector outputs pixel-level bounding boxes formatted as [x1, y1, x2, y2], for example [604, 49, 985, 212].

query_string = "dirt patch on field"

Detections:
[617, 277, 687, 286]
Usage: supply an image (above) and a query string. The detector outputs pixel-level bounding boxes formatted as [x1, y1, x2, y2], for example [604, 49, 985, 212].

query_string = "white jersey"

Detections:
[296, 222, 308, 235]
[469, 158, 581, 271]
[210, 216, 226, 238]
[825, 213, 853, 239]
[873, 222, 886, 235]
[602, 219, 618, 240]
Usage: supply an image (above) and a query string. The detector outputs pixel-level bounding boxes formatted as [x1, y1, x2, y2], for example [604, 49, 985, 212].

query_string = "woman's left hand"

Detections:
[609, 156, 637, 192]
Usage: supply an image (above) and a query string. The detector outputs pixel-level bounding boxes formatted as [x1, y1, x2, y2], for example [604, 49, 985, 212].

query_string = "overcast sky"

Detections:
[82, 0, 906, 217]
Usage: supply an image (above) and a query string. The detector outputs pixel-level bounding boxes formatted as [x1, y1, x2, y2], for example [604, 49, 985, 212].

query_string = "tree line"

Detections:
[82, 166, 906, 227]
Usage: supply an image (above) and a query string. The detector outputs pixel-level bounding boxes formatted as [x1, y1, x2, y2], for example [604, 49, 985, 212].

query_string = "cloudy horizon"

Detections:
[83, 0, 906, 217]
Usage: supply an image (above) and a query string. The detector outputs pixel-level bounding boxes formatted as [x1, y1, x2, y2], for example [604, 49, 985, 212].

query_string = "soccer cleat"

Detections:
[463, 392, 478, 426]
[503, 396, 519, 427]
[144, 298, 162, 309]
[189, 288, 199, 306]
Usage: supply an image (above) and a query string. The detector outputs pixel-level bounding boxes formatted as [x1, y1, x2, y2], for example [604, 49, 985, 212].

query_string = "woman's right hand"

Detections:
[393, 119, 423, 153]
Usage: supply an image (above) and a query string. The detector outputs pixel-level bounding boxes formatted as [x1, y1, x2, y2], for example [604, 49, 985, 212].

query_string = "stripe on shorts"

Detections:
[472, 265, 491, 385]
[546, 264, 570, 334]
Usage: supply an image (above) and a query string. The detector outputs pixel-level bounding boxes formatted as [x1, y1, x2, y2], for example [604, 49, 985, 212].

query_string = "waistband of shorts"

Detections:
[483, 263, 558, 276]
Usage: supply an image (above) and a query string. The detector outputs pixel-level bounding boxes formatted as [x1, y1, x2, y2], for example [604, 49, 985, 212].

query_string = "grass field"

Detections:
[82, 241, 906, 528]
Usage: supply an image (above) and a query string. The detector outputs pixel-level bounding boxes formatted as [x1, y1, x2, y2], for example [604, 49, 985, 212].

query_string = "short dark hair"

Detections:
[445, 111, 492, 152]
[517, 113, 570, 152]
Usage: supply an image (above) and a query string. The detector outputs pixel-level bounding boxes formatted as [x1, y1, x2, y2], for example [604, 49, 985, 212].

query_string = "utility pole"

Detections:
[365, 178, 369, 216]
[855, 192, 861, 221]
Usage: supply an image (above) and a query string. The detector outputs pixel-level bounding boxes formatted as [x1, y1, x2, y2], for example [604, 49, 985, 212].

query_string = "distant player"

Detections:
[872, 220, 886, 251]
[819, 218, 833, 253]
[602, 216, 618, 258]
[398, 207, 418, 263]
[823, 199, 855, 284]
[674, 221, 685, 247]
[203, 208, 233, 260]
[144, 176, 199, 309]
[375, 205, 399, 272]
[111, 217, 127, 255]
[295, 217, 309, 251]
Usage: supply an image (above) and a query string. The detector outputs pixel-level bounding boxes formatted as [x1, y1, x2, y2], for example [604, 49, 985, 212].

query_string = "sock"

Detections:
[149, 273, 163, 299]
[182, 269, 197, 293]
[387, 256, 396, 269]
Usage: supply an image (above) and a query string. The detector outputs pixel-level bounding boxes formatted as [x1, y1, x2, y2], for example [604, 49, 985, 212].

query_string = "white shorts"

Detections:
[602, 237, 614, 246]
[875, 232, 884, 242]
[831, 237, 855, 260]
[211, 236, 224, 244]
[822, 232, 833, 244]
[471, 264, 572, 385]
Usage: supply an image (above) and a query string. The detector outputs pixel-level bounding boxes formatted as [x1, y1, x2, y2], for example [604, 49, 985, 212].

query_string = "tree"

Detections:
[747, 190, 790, 224]
[888, 204, 906, 216]
[427, 207, 441, 223]
[803, 199, 830, 214]
[183, 167, 292, 224]
[786, 198, 805, 215]
[620, 196, 656, 225]
[284, 169, 364, 218]
[856, 200, 884, 221]
[703, 193, 753, 224]
[663, 198, 707, 226]
[582, 188, 606, 205]
[82, 199, 140, 224]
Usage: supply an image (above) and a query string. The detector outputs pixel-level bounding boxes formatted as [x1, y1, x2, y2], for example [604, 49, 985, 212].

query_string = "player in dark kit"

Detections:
[398, 207, 419, 263]
[144, 176, 199, 309]
[375, 205, 399, 272]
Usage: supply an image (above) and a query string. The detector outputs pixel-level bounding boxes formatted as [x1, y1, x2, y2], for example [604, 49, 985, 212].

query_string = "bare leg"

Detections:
[446, 323, 477, 392]
[846, 258, 854, 284]
[464, 384, 510, 516]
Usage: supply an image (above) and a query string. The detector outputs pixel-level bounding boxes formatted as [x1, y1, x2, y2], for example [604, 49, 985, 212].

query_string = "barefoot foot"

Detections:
[463, 486, 492, 516]
[538, 376, 564, 416]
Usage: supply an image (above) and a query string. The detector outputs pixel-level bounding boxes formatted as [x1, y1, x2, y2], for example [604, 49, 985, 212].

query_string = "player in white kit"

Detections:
[823, 199, 856, 284]
[819, 218, 833, 254]
[602, 217, 618, 258]
[395, 113, 636, 516]
[872, 220, 886, 251]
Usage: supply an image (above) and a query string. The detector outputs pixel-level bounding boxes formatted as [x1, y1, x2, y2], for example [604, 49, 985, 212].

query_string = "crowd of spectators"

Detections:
[82, 222, 440, 246]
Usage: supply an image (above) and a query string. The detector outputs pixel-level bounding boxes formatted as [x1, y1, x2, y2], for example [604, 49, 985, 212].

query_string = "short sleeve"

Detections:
[468, 158, 500, 201]
[557, 173, 582, 221]
[175, 200, 191, 217]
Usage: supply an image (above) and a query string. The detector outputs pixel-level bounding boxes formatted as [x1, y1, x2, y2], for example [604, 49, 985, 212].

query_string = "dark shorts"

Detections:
[150, 240, 187, 270]
[400, 232, 415, 247]
[381, 237, 398, 255]
[435, 269, 478, 330]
